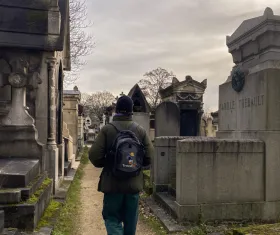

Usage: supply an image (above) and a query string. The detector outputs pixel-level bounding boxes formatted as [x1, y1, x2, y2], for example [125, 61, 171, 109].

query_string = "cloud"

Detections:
[73, 0, 280, 111]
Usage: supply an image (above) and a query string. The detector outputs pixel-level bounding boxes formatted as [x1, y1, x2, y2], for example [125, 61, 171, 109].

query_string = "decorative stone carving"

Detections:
[0, 55, 43, 125]
[46, 57, 58, 144]
[8, 73, 27, 88]
[177, 93, 203, 101]
[231, 66, 249, 92]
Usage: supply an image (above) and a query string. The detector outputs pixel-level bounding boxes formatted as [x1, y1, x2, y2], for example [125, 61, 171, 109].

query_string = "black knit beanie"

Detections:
[116, 96, 133, 114]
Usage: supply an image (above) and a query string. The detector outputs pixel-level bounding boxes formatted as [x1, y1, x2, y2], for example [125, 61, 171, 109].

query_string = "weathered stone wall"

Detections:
[218, 69, 280, 202]
[175, 137, 265, 221]
[153, 137, 186, 194]
[63, 91, 80, 156]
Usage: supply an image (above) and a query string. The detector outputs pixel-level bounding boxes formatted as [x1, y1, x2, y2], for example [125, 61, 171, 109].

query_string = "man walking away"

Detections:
[89, 95, 154, 235]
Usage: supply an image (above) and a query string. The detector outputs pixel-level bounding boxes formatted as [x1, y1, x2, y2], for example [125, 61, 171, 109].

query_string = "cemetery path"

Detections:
[76, 163, 156, 235]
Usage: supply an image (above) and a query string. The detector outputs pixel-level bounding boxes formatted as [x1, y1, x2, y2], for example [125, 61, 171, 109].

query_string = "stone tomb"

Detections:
[0, 0, 70, 231]
[155, 76, 207, 137]
[128, 84, 151, 135]
[152, 7, 280, 222]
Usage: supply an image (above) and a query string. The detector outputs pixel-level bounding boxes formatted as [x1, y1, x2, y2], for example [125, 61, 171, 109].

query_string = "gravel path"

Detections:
[76, 163, 156, 235]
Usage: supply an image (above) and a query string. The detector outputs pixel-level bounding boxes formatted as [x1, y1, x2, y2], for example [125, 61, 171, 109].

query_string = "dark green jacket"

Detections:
[88, 115, 154, 194]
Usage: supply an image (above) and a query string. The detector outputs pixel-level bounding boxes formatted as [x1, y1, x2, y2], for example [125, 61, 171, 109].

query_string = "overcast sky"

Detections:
[73, 0, 280, 111]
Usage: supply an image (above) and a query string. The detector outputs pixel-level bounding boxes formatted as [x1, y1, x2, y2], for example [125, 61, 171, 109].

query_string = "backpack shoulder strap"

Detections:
[109, 122, 122, 133]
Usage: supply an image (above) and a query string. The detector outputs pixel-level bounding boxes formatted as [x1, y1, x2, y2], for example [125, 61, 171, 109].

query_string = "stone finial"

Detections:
[172, 77, 179, 84]
[73, 86, 79, 91]
[185, 75, 193, 82]
[201, 79, 207, 88]
[264, 7, 274, 17]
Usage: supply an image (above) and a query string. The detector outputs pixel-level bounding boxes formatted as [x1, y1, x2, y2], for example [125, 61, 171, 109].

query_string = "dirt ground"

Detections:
[76, 163, 156, 235]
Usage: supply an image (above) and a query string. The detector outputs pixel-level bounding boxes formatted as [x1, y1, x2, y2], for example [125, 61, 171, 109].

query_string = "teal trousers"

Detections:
[102, 193, 139, 235]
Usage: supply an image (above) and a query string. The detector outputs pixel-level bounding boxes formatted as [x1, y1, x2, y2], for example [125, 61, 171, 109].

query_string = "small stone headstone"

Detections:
[155, 101, 180, 137]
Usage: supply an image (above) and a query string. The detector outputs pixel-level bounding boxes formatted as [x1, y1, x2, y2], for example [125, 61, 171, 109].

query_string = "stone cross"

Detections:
[1, 59, 35, 126]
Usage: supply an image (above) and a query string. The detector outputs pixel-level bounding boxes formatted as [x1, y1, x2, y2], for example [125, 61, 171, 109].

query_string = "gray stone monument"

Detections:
[152, 7, 280, 223]
[156, 76, 207, 137]
[128, 84, 151, 135]
[217, 7, 280, 202]
[155, 101, 180, 137]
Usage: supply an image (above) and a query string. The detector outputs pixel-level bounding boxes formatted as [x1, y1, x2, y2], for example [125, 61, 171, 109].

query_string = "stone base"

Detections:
[153, 183, 168, 193]
[0, 126, 43, 159]
[175, 200, 280, 222]
[0, 159, 40, 188]
[154, 192, 280, 223]
[0, 180, 53, 231]
[46, 144, 58, 193]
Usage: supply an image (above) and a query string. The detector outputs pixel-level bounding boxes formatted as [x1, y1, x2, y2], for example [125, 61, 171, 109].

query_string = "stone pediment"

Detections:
[0, 0, 70, 55]
[128, 84, 151, 113]
[160, 76, 207, 99]
[174, 81, 206, 93]
[227, 8, 280, 46]
[226, 7, 280, 67]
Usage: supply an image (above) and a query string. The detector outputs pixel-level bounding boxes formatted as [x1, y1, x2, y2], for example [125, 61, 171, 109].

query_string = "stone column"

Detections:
[46, 57, 59, 192]
[197, 105, 204, 136]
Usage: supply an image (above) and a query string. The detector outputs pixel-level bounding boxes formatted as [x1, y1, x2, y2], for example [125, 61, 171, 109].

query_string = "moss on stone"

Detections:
[36, 200, 62, 230]
[26, 178, 52, 204]
[143, 170, 150, 177]
[233, 223, 280, 235]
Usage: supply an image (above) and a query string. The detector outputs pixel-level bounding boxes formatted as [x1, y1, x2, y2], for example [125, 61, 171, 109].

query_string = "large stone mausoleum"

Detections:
[0, 0, 72, 231]
[152, 7, 280, 223]
[155, 76, 207, 137]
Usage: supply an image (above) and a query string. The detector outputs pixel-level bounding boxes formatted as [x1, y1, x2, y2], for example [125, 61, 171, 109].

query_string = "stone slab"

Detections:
[20, 173, 47, 200]
[0, 159, 39, 188]
[155, 102, 180, 137]
[176, 141, 265, 205]
[145, 197, 188, 233]
[218, 69, 280, 132]
[0, 180, 52, 230]
[0, 1, 54, 10]
[0, 190, 21, 204]
[0, 126, 43, 160]
[3, 229, 19, 235]
[175, 200, 280, 222]
[154, 192, 177, 220]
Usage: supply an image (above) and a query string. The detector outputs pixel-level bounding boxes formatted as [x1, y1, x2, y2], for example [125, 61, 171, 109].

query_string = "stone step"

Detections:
[0, 190, 21, 204]
[145, 197, 188, 233]
[20, 172, 47, 200]
[0, 159, 40, 188]
[0, 179, 53, 230]
[154, 192, 177, 220]
[3, 229, 19, 235]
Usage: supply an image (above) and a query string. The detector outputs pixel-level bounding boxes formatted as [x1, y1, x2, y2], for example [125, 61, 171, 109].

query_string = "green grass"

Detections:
[52, 146, 89, 235]
[232, 223, 280, 235]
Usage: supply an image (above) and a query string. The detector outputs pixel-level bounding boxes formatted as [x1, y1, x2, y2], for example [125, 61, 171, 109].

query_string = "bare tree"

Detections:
[64, 0, 94, 86]
[139, 67, 175, 111]
[83, 91, 115, 121]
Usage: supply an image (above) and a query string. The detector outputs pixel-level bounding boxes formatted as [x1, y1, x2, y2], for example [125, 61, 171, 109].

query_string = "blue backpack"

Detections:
[108, 122, 145, 179]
